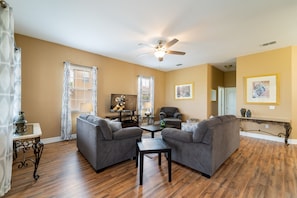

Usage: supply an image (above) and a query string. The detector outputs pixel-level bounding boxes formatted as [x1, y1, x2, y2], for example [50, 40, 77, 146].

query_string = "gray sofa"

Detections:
[161, 115, 240, 178]
[76, 114, 142, 172]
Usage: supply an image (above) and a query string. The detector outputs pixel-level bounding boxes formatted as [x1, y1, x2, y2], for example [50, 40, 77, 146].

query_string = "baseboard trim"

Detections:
[240, 131, 297, 145]
[41, 134, 77, 144]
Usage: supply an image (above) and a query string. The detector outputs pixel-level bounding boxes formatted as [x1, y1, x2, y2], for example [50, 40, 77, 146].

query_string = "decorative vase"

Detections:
[160, 120, 166, 128]
[14, 111, 27, 134]
[240, 108, 246, 117]
[246, 109, 251, 117]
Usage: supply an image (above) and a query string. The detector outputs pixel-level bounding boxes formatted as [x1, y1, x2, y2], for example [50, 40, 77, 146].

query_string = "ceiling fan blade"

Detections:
[165, 38, 179, 48]
[166, 50, 186, 55]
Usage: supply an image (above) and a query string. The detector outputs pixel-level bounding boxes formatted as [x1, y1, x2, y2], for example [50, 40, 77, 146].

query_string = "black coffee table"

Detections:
[136, 138, 171, 185]
[140, 124, 174, 138]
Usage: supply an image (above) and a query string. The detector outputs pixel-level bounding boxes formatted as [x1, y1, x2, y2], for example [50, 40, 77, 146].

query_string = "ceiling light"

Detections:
[224, 65, 233, 69]
[154, 50, 165, 58]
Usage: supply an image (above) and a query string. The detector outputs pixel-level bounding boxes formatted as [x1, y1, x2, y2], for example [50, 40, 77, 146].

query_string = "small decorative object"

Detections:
[246, 109, 252, 117]
[14, 111, 27, 134]
[160, 120, 166, 128]
[144, 111, 151, 117]
[240, 108, 246, 117]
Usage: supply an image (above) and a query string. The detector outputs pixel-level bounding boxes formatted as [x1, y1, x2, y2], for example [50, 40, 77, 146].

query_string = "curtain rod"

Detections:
[0, 0, 7, 8]
[63, 61, 97, 69]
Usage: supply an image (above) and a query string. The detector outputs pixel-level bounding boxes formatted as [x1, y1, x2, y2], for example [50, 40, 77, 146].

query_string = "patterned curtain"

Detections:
[13, 48, 21, 120]
[61, 62, 72, 140]
[0, 4, 15, 196]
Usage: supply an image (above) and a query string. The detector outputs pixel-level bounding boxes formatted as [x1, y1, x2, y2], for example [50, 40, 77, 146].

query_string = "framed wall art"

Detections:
[245, 74, 278, 104]
[175, 83, 193, 99]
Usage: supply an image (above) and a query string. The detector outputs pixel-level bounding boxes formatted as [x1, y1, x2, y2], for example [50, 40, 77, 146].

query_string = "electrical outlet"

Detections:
[265, 124, 269, 129]
[269, 106, 275, 110]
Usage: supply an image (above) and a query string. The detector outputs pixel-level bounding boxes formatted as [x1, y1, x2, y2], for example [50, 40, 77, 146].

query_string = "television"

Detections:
[110, 94, 137, 112]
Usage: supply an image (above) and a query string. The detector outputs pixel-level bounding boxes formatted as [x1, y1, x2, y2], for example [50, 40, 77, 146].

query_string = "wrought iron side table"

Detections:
[13, 123, 44, 180]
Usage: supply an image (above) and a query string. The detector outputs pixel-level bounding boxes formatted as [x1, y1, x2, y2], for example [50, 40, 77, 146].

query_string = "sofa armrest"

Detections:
[113, 127, 142, 140]
[161, 128, 193, 143]
[160, 112, 167, 120]
[174, 112, 182, 119]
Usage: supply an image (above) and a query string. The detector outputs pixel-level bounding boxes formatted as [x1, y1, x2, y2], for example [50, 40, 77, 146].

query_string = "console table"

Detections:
[239, 117, 292, 145]
[13, 123, 44, 180]
[106, 110, 139, 127]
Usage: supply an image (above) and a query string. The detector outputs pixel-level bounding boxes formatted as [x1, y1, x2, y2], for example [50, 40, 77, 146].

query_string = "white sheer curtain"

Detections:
[91, 66, 97, 116]
[61, 62, 97, 140]
[0, 4, 16, 196]
[137, 76, 155, 120]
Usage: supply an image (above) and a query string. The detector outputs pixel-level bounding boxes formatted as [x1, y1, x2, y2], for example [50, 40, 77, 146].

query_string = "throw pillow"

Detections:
[105, 119, 122, 132]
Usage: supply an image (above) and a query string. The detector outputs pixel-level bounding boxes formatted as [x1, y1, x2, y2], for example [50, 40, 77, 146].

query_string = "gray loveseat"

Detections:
[161, 115, 240, 178]
[76, 114, 142, 172]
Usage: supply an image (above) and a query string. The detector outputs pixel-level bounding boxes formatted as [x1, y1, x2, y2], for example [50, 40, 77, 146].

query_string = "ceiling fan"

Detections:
[139, 38, 186, 61]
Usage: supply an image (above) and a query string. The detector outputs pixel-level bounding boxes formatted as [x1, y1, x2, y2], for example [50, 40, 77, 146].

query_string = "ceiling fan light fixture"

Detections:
[154, 50, 165, 58]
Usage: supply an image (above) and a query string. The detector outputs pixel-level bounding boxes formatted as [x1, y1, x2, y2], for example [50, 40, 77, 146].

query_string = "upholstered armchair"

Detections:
[159, 107, 182, 129]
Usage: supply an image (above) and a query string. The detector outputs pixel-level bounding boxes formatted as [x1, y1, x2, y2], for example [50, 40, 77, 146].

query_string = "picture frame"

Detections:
[245, 74, 278, 104]
[175, 83, 193, 99]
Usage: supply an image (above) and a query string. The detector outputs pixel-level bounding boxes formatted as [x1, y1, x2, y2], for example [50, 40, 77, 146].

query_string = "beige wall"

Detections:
[16, 33, 296, 140]
[236, 46, 296, 138]
[16, 34, 165, 138]
[210, 66, 224, 116]
[224, 71, 236, 87]
[164, 64, 209, 121]
[292, 46, 297, 139]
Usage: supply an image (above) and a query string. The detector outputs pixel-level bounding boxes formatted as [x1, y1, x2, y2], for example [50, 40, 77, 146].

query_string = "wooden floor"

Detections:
[4, 135, 297, 198]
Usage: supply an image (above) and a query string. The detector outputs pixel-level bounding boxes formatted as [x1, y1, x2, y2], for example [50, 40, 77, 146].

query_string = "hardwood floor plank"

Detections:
[4, 137, 297, 198]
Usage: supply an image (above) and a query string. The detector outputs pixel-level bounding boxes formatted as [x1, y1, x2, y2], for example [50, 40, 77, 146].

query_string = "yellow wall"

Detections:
[210, 66, 224, 116]
[164, 64, 209, 121]
[292, 46, 297, 139]
[16, 33, 296, 140]
[236, 46, 296, 138]
[224, 71, 236, 87]
[15, 34, 165, 138]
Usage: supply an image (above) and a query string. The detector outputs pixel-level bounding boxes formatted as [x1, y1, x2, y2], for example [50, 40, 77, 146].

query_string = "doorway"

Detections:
[218, 87, 236, 116]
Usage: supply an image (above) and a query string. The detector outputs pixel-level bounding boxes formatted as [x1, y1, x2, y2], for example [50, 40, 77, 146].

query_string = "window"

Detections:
[69, 67, 94, 113]
[137, 76, 154, 119]
[61, 62, 97, 140]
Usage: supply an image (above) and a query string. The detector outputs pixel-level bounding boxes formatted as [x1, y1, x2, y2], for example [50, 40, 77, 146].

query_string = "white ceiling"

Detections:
[6, 0, 297, 71]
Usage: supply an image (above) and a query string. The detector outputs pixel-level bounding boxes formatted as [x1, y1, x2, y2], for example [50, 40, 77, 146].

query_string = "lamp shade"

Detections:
[80, 103, 93, 113]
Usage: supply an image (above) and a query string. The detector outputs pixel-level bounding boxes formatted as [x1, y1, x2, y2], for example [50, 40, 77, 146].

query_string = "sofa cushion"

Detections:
[79, 114, 89, 120]
[182, 122, 199, 133]
[105, 118, 122, 132]
[193, 117, 222, 143]
[113, 127, 142, 140]
[85, 115, 112, 140]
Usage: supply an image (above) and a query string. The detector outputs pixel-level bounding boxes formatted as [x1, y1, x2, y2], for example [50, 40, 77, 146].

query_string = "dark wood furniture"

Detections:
[136, 138, 171, 185]
[140, 124, 175, 138]
[106, 110, 139, 128]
